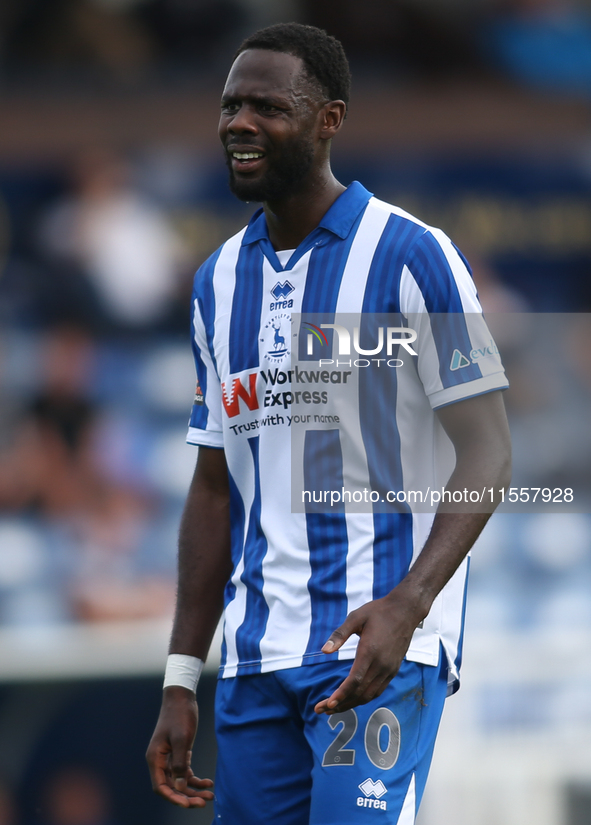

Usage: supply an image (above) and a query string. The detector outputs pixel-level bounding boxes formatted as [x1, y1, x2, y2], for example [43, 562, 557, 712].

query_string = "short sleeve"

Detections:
[187, 275, 224, 448]
[400, 228, 509, 409]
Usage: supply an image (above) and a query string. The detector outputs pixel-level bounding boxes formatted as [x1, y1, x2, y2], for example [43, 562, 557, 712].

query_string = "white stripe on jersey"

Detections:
[211, 230, 243, 382]
[222, 443, 255, 679]
[335, 200, 393, 312]
[258, 251, 313, 670]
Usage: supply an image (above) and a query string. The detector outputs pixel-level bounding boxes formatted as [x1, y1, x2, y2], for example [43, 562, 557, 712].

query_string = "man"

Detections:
[146, 22, 511, 825]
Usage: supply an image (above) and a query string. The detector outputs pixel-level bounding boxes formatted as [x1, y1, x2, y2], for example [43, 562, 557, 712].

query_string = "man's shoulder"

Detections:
[365, 195, 461, 259]
[367, 195, 430, 235]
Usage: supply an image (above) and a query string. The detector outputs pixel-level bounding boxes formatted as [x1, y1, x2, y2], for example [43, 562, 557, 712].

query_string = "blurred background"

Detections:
[0, 0, 591, 823]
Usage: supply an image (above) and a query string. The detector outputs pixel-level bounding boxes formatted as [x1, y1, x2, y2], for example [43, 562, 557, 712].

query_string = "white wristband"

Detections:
[163, 654, 204, 692]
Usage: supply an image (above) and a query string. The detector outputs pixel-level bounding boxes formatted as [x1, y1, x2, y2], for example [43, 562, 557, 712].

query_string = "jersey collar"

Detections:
[241, 181, 373, 247]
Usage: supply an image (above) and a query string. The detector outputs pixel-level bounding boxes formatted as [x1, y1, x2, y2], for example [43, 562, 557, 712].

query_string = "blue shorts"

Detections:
[212, 655, 448, 825]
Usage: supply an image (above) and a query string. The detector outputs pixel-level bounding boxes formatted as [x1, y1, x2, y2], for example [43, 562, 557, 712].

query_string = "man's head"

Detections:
[234, 23, 351, 115]
[219, 23, 350, 204]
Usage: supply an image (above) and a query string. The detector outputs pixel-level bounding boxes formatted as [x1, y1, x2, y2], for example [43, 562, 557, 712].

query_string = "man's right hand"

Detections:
[146, 686, 214, 808]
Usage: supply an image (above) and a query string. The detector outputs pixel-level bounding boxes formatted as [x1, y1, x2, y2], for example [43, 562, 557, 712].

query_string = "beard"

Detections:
[225, 133, 315, 203]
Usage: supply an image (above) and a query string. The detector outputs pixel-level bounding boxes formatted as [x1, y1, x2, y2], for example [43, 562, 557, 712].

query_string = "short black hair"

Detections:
[235, 22, 351, 110]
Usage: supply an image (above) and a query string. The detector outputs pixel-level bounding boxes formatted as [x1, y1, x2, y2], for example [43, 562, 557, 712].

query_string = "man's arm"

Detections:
[314, 389, 511, 715]
[146, 446, 232, 807]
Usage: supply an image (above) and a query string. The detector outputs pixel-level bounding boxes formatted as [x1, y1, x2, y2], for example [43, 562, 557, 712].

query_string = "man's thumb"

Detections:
[321, 621, 352, 653]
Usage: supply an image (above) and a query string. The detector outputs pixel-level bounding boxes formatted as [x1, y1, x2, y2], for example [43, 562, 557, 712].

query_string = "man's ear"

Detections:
[318, 100, 347, 141]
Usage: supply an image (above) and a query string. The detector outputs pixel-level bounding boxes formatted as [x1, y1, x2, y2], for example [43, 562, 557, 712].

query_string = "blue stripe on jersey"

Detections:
[357, 314, 410, 515]
[298, 209, 366, 361]
[303, 430, 348, 659]
[229, 244, 264, 374]
[362, 214, 426, 314]
[372, 513, 414, 600]
[408, 231, 465, 312]
[194, 246, 223, 375]
[234, 436, 269, 672]
[452, 242, 474, 277]
[355, 312, 415, 595]
[303, 429, 345, 514]
[220, 467, 247, 671]
[407, 232, 482, 387]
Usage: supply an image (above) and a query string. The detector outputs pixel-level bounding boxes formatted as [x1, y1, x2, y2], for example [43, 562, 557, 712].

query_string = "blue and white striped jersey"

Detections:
[187, 182, 508, 686]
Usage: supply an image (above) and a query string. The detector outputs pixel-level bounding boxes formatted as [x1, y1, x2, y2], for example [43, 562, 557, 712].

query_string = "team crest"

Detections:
[261, 313, 290, 363]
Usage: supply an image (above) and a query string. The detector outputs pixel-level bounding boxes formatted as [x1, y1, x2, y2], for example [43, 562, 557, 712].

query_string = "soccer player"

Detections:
[146, 22, 511, 825]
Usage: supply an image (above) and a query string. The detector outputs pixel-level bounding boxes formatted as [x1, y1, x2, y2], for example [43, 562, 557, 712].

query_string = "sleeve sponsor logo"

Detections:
[450, 339, 500, 370]
[450, 349, 471, 370]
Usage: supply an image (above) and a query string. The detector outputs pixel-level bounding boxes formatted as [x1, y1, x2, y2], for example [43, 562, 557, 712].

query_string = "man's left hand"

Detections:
[313, 590, 423, 714]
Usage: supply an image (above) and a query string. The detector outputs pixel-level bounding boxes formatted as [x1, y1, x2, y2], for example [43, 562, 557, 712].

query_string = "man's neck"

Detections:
[262, 174, 346, 251]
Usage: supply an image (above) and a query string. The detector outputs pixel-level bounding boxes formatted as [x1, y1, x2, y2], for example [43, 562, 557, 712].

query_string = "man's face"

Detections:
[219, 49, 323, 203]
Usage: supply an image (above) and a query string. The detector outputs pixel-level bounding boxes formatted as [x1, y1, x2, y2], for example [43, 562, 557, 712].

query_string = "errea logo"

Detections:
[270, 280, 294, 310]
[357, 778, 387, 811]
[271, 280, 294, 300]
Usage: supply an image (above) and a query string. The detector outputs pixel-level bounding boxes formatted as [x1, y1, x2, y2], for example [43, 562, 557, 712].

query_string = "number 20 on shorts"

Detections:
[322, 708, 401, 769]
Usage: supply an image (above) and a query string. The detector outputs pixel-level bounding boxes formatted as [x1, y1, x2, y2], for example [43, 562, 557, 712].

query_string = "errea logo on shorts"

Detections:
[357, 778, 387, 811]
